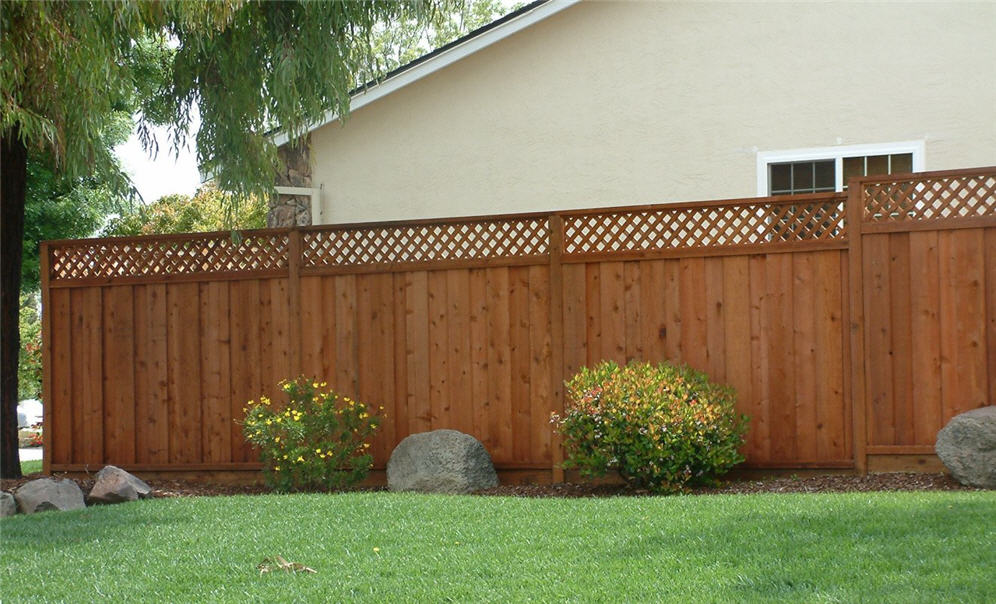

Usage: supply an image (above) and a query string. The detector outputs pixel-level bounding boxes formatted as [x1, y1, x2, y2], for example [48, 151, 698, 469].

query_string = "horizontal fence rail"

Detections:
[41, 167, 996, 479]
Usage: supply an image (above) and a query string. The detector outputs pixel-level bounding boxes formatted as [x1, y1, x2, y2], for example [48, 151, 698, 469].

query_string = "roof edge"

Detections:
[273, 0, 580, 146]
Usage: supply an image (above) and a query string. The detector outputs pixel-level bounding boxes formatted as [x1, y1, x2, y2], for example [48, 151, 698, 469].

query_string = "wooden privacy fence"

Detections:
[40, 166, 996, 479]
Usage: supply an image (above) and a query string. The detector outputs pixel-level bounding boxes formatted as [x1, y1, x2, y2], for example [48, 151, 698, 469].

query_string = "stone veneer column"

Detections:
[270, 135, 313, 227]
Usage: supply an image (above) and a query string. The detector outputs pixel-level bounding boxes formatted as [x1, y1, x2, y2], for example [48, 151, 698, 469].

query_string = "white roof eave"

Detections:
[273, 0, 580, 147]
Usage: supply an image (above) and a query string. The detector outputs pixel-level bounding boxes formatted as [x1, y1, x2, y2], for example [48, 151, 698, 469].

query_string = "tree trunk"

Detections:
[1, 125, 27, 479]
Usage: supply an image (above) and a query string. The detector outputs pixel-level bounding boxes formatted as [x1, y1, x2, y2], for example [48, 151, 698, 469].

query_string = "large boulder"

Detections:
[14, 478, 85, 514]
[387, 429, 498, 494]
[88, 466, 153, 504]
[935, 406, 996, 488]
[1, 491, 17, 517]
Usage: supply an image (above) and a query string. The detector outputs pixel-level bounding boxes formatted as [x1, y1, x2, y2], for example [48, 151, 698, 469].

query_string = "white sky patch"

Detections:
[115, 120, 202, 204]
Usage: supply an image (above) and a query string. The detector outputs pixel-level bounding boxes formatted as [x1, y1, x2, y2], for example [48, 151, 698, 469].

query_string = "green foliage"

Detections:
[2, 1, 446, 198]
[102, 185, 266, 236]
[360, 0, 511, 83]
[241, 377, 383, 492]
[555, 360, 748, 493]
[17, 294, 41, 402]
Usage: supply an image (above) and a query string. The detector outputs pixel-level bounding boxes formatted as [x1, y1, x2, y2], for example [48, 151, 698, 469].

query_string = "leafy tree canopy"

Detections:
[103, 185, 267, 237]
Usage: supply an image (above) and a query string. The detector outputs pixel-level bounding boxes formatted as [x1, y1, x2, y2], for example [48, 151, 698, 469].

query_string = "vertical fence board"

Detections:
[200, 281, 231, 463]
[863, 235, 895, 446]
[487, 267, 513, 463]
[888, 234, 914, 445]
[663, 260, 683, 362]
[167, 283, 201, 464]
[704, 257, 726, 380]
[766, 254, 796, 461]
[679, 258, 708, 371]
[134, 284, 169, 464]
[562, 264, 587, 378]
[509, 266, 532, 464]
[334, 275, 358, 397]
[792, 253, 818, 461]
[405, 271, 431, 435]
[446, 270, 473, 436]
[814, 252, 847, 460]
[299, 276, 324, 378]
[321, 277, 338, 385]
[721, 256, 753, 459]
[427, 271, 449, 430]
[584, 263, 602, 365]
[909, 231, 943, 445]
[639, 260, 667, 363]
[50, 288, 73, 464]
[468, 269, 490, 450]
[748, 255, 770, 461]
[529, 265, 552, 464]
[76, 288, 104, 464]
[623, 262, 643, 363]
[393, 273, 411, 445]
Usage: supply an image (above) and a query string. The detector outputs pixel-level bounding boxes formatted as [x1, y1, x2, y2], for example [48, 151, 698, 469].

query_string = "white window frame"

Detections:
[756, 140, 925, 196]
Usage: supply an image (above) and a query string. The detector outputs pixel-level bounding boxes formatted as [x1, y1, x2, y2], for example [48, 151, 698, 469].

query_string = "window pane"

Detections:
[814, 160, 835, 190]
[843, 156, 865, 182]
[793, 162, 814, 191]
[770, 163, 792, 193]
[891, 153, 913, 174]
[866, 154, 889, 176]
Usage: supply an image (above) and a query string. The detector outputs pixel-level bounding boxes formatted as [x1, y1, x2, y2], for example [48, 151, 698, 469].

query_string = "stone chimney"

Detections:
[270, 135, 313, 227]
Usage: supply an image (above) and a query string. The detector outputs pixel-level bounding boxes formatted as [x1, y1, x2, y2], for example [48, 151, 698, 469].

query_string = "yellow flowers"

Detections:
[241, 376, 382, 491]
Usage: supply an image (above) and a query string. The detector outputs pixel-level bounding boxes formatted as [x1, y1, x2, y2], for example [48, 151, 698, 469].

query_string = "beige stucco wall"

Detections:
[310, 1, 996, 224]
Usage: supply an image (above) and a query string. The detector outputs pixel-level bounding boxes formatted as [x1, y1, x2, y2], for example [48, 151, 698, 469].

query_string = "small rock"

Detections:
[935, 406, 996, 489]
[14, 479, 85, 514]
[387, 429, 498, 494]
[88, 466, 153, 504]
[1, 491, 17, 517]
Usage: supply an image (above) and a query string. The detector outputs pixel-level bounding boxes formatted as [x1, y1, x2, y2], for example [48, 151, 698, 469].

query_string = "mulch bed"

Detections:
[2, 472, 982, 499]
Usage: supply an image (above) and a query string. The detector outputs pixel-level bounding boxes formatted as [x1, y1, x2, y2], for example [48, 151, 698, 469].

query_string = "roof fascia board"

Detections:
[273, 0, 580, 146]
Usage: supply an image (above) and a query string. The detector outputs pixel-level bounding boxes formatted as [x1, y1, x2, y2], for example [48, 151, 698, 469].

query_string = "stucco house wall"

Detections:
[305, 0, 996, 225]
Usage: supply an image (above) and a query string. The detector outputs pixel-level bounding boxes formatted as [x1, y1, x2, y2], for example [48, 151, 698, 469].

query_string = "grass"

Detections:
[1, 490, 993, 603]
[19, 459, 42, 475]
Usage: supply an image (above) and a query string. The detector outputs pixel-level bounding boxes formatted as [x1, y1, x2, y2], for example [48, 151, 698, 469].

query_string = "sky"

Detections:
[115, 120, 202, 203]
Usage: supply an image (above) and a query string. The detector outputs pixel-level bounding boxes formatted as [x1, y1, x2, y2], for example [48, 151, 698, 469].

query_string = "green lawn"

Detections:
[1, 491, 993, 602]
[19, 459, 42, 475]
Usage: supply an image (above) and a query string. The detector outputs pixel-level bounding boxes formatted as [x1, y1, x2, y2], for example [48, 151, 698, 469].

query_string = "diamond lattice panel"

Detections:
[302, 218, 550, 267]
[863, 173, 996, 222]
[563, 199, 846, 255]
[50, 233, 290, 281]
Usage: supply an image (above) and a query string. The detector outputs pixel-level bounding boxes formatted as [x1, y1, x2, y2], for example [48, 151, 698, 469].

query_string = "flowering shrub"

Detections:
[553, 360, 748, 493]
[241, 377, 383, 492]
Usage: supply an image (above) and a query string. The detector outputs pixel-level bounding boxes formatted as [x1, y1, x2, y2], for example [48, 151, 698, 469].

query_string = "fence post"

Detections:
[548, 214, 566, 483]
[40, 243, 52, 476]
[845, 180, 869, 474]
[288, 229, 303, 377]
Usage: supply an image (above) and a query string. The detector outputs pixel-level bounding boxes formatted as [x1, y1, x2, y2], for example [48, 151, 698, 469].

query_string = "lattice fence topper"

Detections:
[302, 217, 550, 267]
[49, 232, 290, 281]
[563, 197, 847, 255]
[862, 171, 996, 222]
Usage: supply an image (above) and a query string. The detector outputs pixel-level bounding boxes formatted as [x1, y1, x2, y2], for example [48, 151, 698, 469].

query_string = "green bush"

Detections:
[241, 377, 383, 492]
[554, 360, 748, 493]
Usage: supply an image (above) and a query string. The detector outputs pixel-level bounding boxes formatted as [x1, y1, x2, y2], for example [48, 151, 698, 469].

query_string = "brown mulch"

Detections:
[1, 472, 982, 499]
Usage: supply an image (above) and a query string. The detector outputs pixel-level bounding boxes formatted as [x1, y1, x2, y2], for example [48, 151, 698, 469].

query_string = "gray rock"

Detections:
[88, 466, 153, 504]
[14, 479, 85, 514]
[1, 491, 17, 517]
[387, 429, 498, 494]
[935, 406, 996, 489]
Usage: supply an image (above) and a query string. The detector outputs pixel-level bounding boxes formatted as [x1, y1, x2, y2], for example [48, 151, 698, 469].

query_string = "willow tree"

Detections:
[0, 0, 444, 478]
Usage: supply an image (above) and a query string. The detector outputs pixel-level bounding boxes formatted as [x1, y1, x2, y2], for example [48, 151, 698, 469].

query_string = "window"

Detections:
[757, 141, 925, 196]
